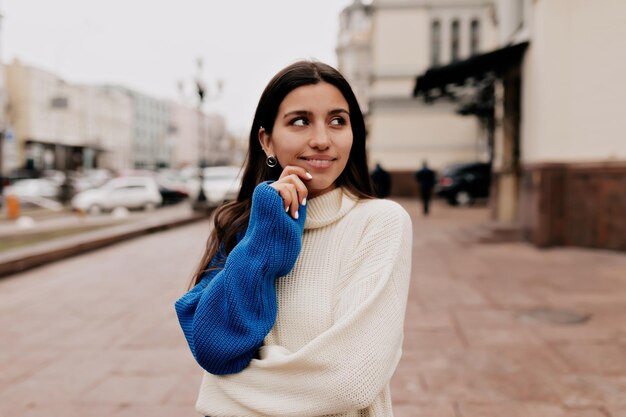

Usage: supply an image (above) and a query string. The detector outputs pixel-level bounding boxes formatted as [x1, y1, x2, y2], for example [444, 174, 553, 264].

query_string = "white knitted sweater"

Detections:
[195, 187, 412, 417]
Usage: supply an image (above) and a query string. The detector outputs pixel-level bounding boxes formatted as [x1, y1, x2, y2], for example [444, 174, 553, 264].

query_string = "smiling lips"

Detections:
[300, 155, 337, 169]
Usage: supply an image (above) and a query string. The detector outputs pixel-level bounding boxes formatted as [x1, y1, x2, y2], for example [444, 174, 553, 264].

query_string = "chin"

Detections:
[308, 182, 337, 197]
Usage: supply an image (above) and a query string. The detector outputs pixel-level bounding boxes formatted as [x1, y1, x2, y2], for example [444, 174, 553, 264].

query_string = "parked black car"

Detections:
[435, 162, 492, 206]
[156, 179, 189, 206]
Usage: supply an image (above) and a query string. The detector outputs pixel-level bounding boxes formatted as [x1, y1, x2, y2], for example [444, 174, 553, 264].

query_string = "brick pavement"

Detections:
[394, 199, 626, 417]
[0, 198, 625, 416]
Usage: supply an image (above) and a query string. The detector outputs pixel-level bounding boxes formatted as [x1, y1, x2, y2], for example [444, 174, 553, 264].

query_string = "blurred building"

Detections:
[228, 131, 247, 167]
[4, 60, 134, 173]
[102, 86, 171, 169]
[3, 59, 235, 176]
[84, 86, 133, 171]
[336, 0, 373, 114]
[414, 0, 626, 251]
[354, 0, 498, 195]
[0, 6, 9, 177]
[204, 112, 230, 166]
[169, 102, 198, 169]
[169, 101, 231, 169]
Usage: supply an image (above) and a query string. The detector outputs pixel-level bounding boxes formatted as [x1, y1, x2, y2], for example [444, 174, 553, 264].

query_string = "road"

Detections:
[1, 199, 626, 416]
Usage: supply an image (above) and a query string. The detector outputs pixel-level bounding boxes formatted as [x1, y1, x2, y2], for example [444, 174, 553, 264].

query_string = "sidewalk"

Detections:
[0, 198, 625, 416]
[393, 199, 626, 417]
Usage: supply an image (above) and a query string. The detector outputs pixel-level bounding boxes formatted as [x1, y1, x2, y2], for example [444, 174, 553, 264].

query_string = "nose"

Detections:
[309, 124, 330, 149]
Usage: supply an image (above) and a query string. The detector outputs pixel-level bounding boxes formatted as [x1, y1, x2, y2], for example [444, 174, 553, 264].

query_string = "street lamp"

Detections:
[194, 58, 207, 208]
[192, 57, 223, 211]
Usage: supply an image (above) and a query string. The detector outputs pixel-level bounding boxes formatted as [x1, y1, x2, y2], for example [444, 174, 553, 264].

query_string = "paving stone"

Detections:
[162, 373, 203, 406]
[390, 369, 429, 401]
[419, 369, 513, 402]
[79, 374, 182, 406]
[402, 328, 466, 350]
[1, 403, 122, 417]
[460, 324, 544, 347]
[404, 308, 454, 330]
[419, 368, 575, 404]
[551, 343, 626, 375]
[606, 405, 626, 417]
[112, 404, 199, 417]
[0, 349, 60, 385]
[458, 402, 606, 417]
[393, 402, 457, 417]
[0, 375, 96, 407]
[557, 375, 626, 407]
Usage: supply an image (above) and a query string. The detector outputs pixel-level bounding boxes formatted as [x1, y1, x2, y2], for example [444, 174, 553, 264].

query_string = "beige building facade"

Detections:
[3, 59, 236, 176]
[364, 0, 497, 194]
[101, 85, 171, 170]
[514, 0, 626, 250]
[168, 101, 232, 169]
[337, 0, 373, 114]
[85, 86, 133, 171]
[4, 60, 134, 172]
[517, 0, 626, 163]
[414, 0, 626, 250]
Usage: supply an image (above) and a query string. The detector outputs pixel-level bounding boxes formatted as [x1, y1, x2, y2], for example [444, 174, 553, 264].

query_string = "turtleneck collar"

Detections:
[304, 187, 358, 230]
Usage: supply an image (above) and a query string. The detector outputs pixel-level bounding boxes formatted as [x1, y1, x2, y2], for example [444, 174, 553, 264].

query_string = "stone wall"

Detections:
[519, 162, 626, 251]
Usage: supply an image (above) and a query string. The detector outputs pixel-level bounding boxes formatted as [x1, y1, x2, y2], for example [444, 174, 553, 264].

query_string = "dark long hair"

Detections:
[190, 60, 374, 287]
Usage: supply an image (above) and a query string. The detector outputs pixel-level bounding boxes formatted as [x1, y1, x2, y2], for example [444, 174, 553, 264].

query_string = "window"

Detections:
[431, 20, 441, 66]
[470, 19, 480, 56]
[516, 0, 525, 29]
[451, 20, 460, 62]
[50, 96, 69, 109]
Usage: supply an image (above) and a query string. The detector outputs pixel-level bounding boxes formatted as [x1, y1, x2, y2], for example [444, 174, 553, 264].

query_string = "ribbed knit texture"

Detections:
[175, 181, 306, 375]
[189, 186, 413, 417]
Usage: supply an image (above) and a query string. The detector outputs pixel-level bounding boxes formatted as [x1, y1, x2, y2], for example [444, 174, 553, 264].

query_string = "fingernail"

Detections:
[285, 206, 289, 212]
[306, 172, 313, 179]
[294, 211, 299, 219]
[302, 197, 307, 206]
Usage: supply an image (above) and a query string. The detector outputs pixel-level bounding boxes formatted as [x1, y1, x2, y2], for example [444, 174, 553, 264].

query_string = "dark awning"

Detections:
[413, 42, 529, 97]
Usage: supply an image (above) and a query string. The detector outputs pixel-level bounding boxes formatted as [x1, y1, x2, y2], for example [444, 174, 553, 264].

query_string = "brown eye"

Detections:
[330, 117, 346, 126]
[291, 117, 307, 126]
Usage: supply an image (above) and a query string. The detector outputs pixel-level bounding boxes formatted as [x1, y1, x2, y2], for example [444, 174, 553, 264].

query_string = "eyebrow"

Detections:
[283, 108, 350, 119]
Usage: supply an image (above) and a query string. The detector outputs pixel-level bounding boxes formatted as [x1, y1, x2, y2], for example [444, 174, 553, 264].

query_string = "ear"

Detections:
[258, 127, 274, 156]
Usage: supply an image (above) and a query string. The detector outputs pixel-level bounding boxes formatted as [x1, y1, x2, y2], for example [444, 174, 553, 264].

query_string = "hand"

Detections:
[269, 166, 313, 219]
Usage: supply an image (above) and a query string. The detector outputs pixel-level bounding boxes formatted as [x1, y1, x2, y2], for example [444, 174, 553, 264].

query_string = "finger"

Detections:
[276, 185, 293, 212]
[282, 183, 298, 219]
[279, 165, 313, 182]
[274, 172, 308, 206]
[276, 183, 299, 218]
[284, 174, 308, 206]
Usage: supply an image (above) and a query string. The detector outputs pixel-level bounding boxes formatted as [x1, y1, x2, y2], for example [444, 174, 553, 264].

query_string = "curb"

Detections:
[0, 213, 209, 278]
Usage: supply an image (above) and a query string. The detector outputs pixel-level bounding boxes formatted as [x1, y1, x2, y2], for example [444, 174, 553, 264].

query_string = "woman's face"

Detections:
[260, 82, 353, 198]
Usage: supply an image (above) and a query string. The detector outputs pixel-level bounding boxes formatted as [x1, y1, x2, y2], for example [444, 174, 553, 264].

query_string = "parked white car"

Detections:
[71, 176, 162, 215]
[3, 178, 60, 200]
[1, 178, 62, 210]
[191, 166, 242, 210]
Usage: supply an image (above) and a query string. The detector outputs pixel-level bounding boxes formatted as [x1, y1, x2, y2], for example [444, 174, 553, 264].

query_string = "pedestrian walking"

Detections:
[370, 162, 391, 198]
[174, 60, 412, 417]
[415, 160, 436, 216]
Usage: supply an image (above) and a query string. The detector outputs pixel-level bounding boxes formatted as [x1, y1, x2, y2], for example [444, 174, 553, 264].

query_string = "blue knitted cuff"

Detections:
[245, 182, 306, 276]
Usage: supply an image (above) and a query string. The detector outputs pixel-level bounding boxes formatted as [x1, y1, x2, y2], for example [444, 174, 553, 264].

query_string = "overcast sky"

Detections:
[1, 0, 354, 136]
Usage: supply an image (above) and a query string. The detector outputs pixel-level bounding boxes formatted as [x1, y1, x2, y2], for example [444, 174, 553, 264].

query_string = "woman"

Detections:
[175, 60, 412, 417]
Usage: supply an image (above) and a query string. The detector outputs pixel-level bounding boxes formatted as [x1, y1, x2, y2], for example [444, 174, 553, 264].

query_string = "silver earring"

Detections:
[266, 155, 277, 168]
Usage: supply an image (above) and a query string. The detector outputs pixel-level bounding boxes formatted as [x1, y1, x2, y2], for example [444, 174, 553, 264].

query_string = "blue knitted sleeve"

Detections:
[174, 182, 306, 375]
